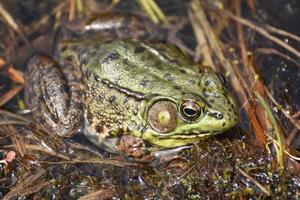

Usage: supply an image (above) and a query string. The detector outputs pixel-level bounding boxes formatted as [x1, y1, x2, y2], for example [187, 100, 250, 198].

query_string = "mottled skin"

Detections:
[25, 15, 238, 160]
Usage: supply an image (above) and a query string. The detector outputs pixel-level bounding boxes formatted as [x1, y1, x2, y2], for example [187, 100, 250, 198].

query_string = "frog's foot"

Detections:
[150, 145, 193, 167]
[25, 55, 83, 137]
[117, 135, 154, 163]
[118, 135, 146, 158]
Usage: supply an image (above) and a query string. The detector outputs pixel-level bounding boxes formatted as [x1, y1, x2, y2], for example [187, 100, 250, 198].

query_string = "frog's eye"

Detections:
[148, 101, 178, 133]
[179, 100, 202, 122]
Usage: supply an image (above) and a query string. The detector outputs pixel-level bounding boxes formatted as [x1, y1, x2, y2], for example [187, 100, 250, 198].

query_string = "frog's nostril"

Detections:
[208, 112, 223, 120]
[215, 112, 223, 120]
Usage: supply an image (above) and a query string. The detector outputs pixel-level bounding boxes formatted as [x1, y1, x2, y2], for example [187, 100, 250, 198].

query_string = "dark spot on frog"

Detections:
[180, 69, 187, 74]
[123, 96, 129, 104]
[145, 52, 155, 61]
[95, 125, 103, 133]
[64, 56, 73, 62]
[188, 79, 196, 85]
[156, 47, 166, 52]
[197, 80, 203, 87]
[134, 46, 146, 54]
[209, 99, 215, 104]
[102, 51, 120, 64]
[202, 90, 209, 98]
[205, 79, 211, 87]
[83, 68, 92, 78]
[228, 108, 232, 112]
[59, 45, 67, 52]
[174, 85, 181, 90]
[140, 79, 149, 87]
[133, 107, 139, 115]
[123, 43, 129, 50]
[222, 122, 226, 127]
[38, 116, 46, 124]
[93, 43, 101, 50]
[94, 74, 101, 82]
[79, 55, 89, 65]
[154, 61, 162, 68]
[164, 73, 175, 81]
[123, 59, 129, 65]
[108, 95, 117, 103]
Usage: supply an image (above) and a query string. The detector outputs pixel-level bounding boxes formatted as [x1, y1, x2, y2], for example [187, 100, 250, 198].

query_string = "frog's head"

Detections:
[137, 72, 238, 148]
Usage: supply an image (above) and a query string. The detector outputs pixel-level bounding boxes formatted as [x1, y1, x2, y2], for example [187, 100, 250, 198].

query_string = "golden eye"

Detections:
[179, 100, 203, 122]
[147, 101, 178, 133]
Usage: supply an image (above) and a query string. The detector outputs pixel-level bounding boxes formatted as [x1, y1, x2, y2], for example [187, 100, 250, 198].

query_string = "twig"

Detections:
[0, 57, 5, 65]
[7, 65, 25, 84]
[68, 0, 76, 20]
[0, 2, 29, 46]
[66, 142, 104, 158]
[255, 92, 285, 169]
[189, 1, 268, 146]
[292, 111, 300, 119]
[228, 13, 300, 58]
[139, 0, 169, 25]
[246, 0, 256, 12]
[265, 24, 300, 43]
[286, 128, 298, 146]
[265, 130, 300, 161]
[263, 85, 300, 130]
[189, 5, 215, 67]
[0, 109, 32, 122]
[237, 167, 271, 196]
[40, 159, 134, 167]
[0, 120, 28, 126]
[0, 85, 23, 107]
[4, 144, 72, 161]
[235, 0, 248, 67]
[3, 168, 47, 199]
[78, 188, 114, 200]
[255, 48, 300, 67]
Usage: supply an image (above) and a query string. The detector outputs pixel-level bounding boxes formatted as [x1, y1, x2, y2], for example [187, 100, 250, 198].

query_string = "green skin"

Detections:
[25, 39, 238, 156]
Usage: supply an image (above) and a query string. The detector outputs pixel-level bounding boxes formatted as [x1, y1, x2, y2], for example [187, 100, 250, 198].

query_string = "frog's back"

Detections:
[58, 39, 202, 99]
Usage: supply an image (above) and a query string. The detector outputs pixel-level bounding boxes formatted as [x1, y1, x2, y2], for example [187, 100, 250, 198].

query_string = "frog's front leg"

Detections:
[25, 55, 83, 137]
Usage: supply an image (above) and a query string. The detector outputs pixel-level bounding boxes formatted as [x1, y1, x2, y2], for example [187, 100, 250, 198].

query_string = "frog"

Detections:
[24, 13, 238, 163]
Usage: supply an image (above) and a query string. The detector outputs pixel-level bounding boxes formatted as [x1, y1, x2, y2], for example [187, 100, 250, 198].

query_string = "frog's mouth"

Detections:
[135, 129, 222, 148]
[154, 131, 222, 139]
[135, 128, 222, 140]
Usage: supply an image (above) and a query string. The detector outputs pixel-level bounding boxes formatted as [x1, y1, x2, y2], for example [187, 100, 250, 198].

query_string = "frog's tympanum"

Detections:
[25, 15, 238, 163]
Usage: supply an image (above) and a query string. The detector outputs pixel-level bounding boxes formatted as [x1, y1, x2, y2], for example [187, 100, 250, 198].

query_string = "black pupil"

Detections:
[183, 107, 198, 116]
